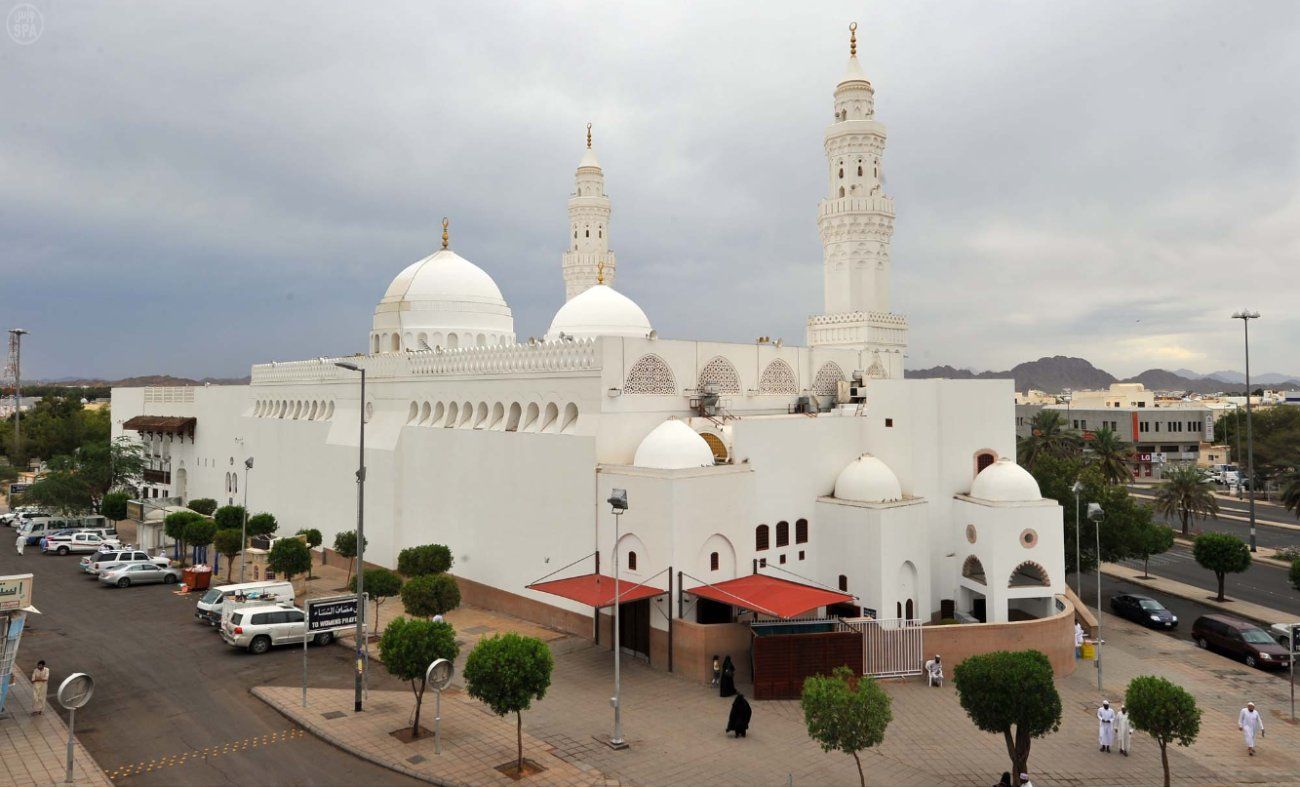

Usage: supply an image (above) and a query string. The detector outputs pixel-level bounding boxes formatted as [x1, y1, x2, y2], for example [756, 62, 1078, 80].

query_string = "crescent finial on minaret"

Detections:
[849, 22, 857, 57]
[441, 217, 449, 250]
[586, 122, 593, 150]
[596, 260, 605, 285]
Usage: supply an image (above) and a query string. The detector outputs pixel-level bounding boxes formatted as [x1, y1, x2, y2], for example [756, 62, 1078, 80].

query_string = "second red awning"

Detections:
[687, 574, 854, 619]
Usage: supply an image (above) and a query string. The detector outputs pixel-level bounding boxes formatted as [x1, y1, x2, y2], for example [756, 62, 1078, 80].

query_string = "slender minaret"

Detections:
[807, 23, 908, 379]
[562, 123, 617, 300]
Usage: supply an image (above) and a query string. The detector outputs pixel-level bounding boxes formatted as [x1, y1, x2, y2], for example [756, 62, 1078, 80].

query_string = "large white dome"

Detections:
[633, 420, 714, 470]
[372, 248, 515, 352]
[546, 283, 652, 341]
[833, 454, 902, 503]
[970, 458, 1042, 502]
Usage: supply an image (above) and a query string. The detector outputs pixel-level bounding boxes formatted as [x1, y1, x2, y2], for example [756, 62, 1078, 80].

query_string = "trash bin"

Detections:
[1081, 640, 1097, 660]
[183, 566, 213, 591]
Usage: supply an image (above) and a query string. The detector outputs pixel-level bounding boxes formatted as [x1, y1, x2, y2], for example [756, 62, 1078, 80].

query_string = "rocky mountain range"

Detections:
[906, 356, 1300, 395]
[30, 374, 251, 388]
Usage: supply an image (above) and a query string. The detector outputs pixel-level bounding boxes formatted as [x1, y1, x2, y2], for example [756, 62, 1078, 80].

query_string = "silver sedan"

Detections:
[99, 561, 181, 588]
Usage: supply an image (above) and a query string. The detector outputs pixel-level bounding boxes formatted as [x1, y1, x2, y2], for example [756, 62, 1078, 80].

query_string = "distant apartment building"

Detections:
[1016, 384, 1212, 479]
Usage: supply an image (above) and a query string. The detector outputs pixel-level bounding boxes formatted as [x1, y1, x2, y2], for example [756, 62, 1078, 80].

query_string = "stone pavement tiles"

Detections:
[255, 683, 616, 787]
[0, 671, 111, 787]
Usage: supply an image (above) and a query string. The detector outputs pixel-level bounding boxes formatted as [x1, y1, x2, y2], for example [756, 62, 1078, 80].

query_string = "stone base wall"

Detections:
[924, 595, 1077, 677]
[671, 618, 753, 684]
[454, 574, 591, 638]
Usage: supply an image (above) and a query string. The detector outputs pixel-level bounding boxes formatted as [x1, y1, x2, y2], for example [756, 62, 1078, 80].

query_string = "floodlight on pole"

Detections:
[1230, 310, 1260, 552]
[239, 456, 253, 581]
[335, 360, 367, 713]
[606, 487, 628, 749]
[1070, 480, 1083, 598]
[1087, 502, 1104, 692]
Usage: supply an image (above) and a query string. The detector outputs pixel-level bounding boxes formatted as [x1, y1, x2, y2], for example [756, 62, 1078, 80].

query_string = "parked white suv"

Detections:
[81, 549, 170, 575]
[42, 531, 121, 555]
[221, 602, 336, 654]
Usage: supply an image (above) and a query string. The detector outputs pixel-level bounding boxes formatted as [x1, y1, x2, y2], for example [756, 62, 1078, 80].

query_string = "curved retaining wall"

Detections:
[924, 595, 1077, 677]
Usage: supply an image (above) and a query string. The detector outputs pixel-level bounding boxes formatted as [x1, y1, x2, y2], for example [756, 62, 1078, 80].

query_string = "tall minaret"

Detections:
[807, 23, 908, 379]
[562, 123, 617, 300]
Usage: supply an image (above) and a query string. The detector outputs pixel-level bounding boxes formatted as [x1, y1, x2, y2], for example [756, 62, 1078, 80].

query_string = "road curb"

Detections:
[1100, 563, 1293, 628]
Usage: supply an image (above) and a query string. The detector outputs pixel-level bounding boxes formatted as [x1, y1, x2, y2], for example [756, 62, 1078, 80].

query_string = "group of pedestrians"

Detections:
[710, 654, 751, 739]
[1095, 698, 1266, 758]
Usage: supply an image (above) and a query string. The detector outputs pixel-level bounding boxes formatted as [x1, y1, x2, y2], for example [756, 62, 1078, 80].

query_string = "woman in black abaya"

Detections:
[718, 655, 737, 697]
[726, 693, 752, 738]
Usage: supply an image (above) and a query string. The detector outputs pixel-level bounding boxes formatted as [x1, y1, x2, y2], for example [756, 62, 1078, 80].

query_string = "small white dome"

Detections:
[970, 458, 1042, 502]
[834, 454, 902, 503]
[547, 284, 652, 341]
[633, 420, 714, 470]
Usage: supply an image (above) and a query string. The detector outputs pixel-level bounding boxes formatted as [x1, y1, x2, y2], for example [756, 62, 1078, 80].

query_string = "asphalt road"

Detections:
[1114, 544, 1300, 618]
[0, 545, 421, 786]
[1128, 487, 1300, 550]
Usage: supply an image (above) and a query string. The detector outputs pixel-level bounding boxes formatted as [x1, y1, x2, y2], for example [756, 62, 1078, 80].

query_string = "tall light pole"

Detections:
[239, 457, 253, 581]
[8, 329, 28, 460]
[606, 488, 628, 749]
[1231, 310, 1260, 552]
[1071, 480, 1083, 598]
[335, 361, 367, 713]
[1088, 502, 1105, 692]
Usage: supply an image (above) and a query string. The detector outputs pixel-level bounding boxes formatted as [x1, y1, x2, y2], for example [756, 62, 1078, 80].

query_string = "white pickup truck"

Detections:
[41, 531, 122, 556]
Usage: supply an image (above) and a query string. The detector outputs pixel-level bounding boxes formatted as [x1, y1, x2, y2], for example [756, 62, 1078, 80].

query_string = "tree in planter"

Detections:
[1192, 532, 1251, 601]
[163, 510, 204, 566]
[188, 498, 219, 516]
[213, 505, 246, 532]
[350, 568, 404, 633]
[400, 574, 460, 619]
[296, 528, 322, 578]
[1129, 523, 1175, 578]
[464, 633, 554, 775]
[268, 537, 313, 594]
[100, 491, 130, 522]
[1154, 465, 1219, 536]
[213, 528, 244, 582]
[378, 617, 458, 738]
[333, 530, 367, 587]
[953, 650, 1062, 786]
[246, 512, 278, 539]
[184, 518, 218, 566]
[1125, 675, 1201, 787]
[397, 544, 453, 577]
[800, 665, 892, 787]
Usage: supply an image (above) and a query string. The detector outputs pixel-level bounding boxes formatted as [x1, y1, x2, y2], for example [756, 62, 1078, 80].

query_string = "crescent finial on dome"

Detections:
[849, 22, 858, 57]
[441, 217, 449, 250]
[586, 122, 593, 150]
[596, 260, 605, 285]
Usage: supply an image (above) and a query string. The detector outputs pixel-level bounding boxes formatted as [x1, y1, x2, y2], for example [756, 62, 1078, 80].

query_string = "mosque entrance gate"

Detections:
[839, 617, 924, 679]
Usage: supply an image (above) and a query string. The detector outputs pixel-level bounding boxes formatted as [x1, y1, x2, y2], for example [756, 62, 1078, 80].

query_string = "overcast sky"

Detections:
[3, 1, 1298, 381]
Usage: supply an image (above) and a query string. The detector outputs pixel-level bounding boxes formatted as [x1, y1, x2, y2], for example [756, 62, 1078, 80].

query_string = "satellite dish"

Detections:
[425, 658, 454, 690]
[57, 673, 94, 710]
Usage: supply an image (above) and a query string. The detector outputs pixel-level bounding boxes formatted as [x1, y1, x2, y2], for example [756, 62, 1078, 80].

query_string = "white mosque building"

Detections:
[113, 26, 1070, 685]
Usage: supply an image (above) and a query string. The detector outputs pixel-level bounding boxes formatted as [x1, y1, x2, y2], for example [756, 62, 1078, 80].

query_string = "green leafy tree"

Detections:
[800, 665, 892, 787]
[1217, 406, 1300, 480]
[297, 528, 322, 578]
[1125, 675, 1202, 787]
[1017, 410, 1083, 471]
[397, 544, 453, 576]
[1281, 468, 1300, 521]
[350, 567, 404, 625]
[464, 633, 554, 774]
[400, 574, 461, 618]
[22, 467, 93, 513]
[213, 505, 246, 531]
[953, 650, 1062, 786]
[213, 528, 244, 582]
[268, 537, 312, 589]
[1032, 454, 1154, 574]
[246, 512, 278, 538]
[100, 491, 130, 522]
[333, 530, 367, 586]
[1192, 532, 1251, 601]
[1288, 558, 1300, 593]
[76, 436, 146, 500]
[1154, 465, 1219, 536]
[1087, 426, 1133, 486]
[164, 510, 204, 566]
[184, 518, 218, 563]
[1129, 523, 1175, 578]
[378, 617, 459, 738]
[188, 498, 219, 516]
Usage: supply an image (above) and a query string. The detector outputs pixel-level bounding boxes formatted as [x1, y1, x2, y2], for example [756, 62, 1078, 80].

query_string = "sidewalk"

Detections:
[0, 672, 112, 787]
[1102, 561, 1295, 627]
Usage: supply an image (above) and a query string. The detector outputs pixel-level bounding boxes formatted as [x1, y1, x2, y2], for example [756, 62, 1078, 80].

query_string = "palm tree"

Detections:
[1017, 410, 1083, 470]
[1281, 467, 1300, 520]
[1088, 426, 1134, 486]
[1154, 465, 1219, 536]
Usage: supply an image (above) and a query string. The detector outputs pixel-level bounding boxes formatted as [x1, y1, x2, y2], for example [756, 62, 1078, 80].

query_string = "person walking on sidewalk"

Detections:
[15, 532, 25, 556]
[1239, 702, 1264, 756]
[1115, 703, 1132, 756]
[30, 661, 49, 715]
[1097, 699, 1115, 752]
[1075, 622, 1084, 658]
[710, 654, 720, 687]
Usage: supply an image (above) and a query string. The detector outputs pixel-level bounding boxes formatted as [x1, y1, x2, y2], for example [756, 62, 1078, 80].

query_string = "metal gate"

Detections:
[839, 617, 923, 678]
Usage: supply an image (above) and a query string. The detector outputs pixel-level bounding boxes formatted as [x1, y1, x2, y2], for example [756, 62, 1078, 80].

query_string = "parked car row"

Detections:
[1110, 593, 1294, 672]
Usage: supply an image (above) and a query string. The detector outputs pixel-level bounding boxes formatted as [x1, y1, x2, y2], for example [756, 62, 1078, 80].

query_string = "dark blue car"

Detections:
[1110, 593, 1178, 629]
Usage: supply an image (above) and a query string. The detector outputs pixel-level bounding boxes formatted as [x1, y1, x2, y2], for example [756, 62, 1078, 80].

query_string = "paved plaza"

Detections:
[0, 671, 111, 787]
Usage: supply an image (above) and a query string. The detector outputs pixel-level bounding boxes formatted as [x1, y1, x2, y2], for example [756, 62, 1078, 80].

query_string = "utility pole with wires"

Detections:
[6, 329, 28, 461]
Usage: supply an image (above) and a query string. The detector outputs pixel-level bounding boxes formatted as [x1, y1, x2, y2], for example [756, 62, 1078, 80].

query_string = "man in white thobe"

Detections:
[30, 661, 49, 715]
[1075, 622, 1085, 657]
[1239, 702, 1264, 755]
[1097, 700, 1115, 752]
[15, 533, 24, 555]
[1115, 703, 1132, 756]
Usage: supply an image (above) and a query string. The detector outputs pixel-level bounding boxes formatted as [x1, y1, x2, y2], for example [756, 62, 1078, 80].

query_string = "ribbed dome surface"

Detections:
[833, 454, 902, 503]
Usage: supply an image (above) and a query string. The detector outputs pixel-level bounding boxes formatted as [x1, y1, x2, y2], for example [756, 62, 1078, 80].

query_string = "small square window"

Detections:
[798, 550, 805, 561]
[885, 418, 894, 427]
[779, 554, 787, 564]
[759, 558, 767, 568]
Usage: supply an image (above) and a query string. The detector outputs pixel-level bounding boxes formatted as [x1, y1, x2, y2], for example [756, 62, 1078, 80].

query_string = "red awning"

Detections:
[527, 573, 666, 608]
[687, 574, 854, 619]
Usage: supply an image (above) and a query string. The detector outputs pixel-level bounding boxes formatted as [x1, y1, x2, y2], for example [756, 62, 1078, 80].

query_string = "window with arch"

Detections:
[905, 599, 914, 619]
[775, 521, 789, 548]
[755, 524, 770, 552]
[812, 361, 846, 396]
[838, 186, 845, 198]
[962, 555, 987, 585]
[698, 355, 741, 394]
[623, 354, 676, 395]
[838, 167, 844, 178]
[1008, 561, 1050, 588]
[585, 229, 590, 237]
[759, 358, 798, 395]
[710, 552, 719, 571]
[627, 551, 637, 571]
[975, 450, 997, 476]
[857, 164, 863, 176]
[838, 575, 848, 592]
[795, 518, 808, 544]
[390, 334, 400, 352]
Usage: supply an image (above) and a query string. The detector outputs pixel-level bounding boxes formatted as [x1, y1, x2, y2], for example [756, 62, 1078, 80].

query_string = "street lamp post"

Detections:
[336, 361, 367, 714]
[1231, 310, 1260, 552]
[1088, 502, 1105, 692]
[1071, 480, 1083, 598]
[8, 329, 28, 459]
[606, 488, 628, 749]
[239, 457, 253, 581]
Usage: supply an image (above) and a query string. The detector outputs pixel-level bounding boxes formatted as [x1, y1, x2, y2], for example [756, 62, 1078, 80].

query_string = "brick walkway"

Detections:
[0, 671, 111, 787]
